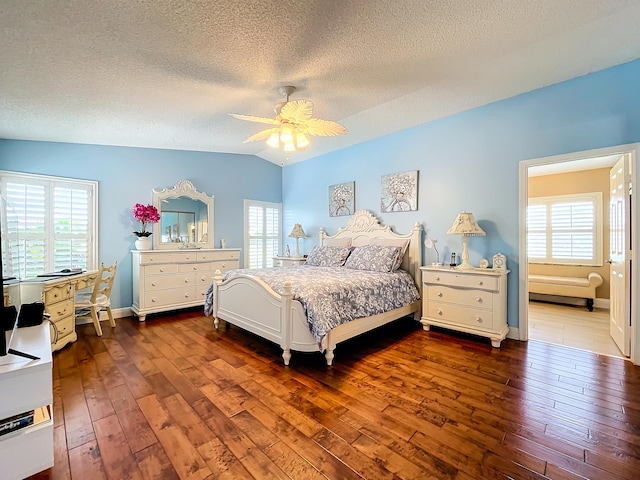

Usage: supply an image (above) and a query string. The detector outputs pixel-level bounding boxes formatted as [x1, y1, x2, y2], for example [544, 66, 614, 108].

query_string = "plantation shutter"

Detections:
[1, 171, 97, 278]
[244, 200, 281, 268]
[527, 193, 602, 266]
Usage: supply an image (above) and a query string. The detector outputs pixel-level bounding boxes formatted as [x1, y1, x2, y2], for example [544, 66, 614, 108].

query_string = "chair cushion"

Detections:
[75, 292, 109, 308]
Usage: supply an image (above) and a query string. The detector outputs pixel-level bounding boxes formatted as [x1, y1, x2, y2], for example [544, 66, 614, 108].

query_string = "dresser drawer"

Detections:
[426, 302, 494, 330]
[198, 250, 240, 262]
[144, 287, 198, 308]
[211, 260, 239, 272]
[139, 252, 197, 264]
[179, 262, 211, 273]
[44, 284, 72, 304]
[145, 273, 196, 291]
[46, 299, 74, 323]
[422, 271, 499, 291]
[427, 285, 493, 309]
[145, 264, 179, 275]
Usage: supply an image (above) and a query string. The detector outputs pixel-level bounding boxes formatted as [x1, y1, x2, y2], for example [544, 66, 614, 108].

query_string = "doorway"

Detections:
[518, 144, 638, 364]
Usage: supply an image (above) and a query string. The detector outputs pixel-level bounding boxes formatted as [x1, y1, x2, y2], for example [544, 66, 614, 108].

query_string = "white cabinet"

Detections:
[420, 266, 509, 347]
[0, 323, 53, 480]
[272, 256, 306, 267]
[131, 249, 240, 321]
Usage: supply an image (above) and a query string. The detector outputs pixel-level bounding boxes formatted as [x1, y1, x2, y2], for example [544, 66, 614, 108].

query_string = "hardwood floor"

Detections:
[528, 300, 624, 358]
[29, 309, 640, 480]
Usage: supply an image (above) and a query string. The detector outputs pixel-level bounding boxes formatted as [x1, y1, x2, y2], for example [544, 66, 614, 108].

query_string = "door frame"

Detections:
[518, 143, 639, 364]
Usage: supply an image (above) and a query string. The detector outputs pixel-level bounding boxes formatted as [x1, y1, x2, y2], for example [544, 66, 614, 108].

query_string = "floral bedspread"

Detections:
[204, 265, 420, 347]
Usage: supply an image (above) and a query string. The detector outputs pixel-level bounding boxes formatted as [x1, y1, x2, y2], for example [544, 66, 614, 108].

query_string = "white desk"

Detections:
[18, 271, 98, 351]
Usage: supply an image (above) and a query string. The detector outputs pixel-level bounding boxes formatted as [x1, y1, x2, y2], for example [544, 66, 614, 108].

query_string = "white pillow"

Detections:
[370, 237, 409, 270]
[322, 237, 352, 247]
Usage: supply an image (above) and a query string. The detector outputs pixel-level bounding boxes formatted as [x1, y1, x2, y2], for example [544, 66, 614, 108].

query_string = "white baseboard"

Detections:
[508, 327, 520, 341]
[75, 307, 133, 325]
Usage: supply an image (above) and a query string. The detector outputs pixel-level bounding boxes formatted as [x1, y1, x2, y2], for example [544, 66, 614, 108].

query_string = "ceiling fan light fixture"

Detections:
[279, 123, 294, 143]
[283, 141, 296, 152]
[294, 131, 310, 150]
[266, 131, 280, 148]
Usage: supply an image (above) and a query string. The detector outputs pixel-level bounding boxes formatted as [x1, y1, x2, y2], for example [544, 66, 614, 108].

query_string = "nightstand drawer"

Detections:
[426, 302, 494, 330]
[422, 271, 499, 291]
[427, 285, 493, 309]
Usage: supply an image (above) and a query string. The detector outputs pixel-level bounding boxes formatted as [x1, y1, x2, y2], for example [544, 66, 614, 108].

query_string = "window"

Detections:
[527, 192, 603, 266]
[1, 171, 97, 278]
[244, 200, 281, 268]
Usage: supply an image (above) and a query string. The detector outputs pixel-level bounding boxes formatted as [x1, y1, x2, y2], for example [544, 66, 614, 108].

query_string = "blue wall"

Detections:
[2, 58, 640, 331]
[283, 58, 640, 330]
[0, 142, 282, 310]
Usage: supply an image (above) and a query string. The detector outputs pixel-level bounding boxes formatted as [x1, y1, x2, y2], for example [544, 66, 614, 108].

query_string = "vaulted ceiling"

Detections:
[1, 1, 639, 165]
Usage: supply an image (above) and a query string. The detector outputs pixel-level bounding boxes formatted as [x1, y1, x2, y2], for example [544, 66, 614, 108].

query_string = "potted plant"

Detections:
[132, 203, 160, 250]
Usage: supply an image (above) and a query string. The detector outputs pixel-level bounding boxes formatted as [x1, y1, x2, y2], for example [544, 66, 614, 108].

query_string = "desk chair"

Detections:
[75, 261, 117, 336]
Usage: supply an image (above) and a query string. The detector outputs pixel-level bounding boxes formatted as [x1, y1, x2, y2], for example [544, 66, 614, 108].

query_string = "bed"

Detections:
[204, 210, 423, 365]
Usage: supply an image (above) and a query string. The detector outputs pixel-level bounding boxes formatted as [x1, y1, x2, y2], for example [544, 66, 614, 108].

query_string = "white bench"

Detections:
[528, 272, 603, 311]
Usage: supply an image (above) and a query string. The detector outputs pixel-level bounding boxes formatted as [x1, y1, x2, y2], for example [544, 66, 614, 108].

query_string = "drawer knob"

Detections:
[436, 309, 443, 316]
[160, 267, 165, 272]
[152, 281, 157, 286]
[193, 266, 198, 270]
[478, 281, 484, 286]
[475, 316, 483, 323]
[184, 293, 190, 298]
[151, 297, 157, 303]
[435, 276, 440, 281]
[184, 278, 190, 284]
[437, 292, 443, 297]
[475, 297, 482, 303]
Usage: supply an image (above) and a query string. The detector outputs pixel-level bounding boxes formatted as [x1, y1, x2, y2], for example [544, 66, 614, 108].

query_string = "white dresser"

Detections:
[420, 266, 509, 347]
[131, 249, 240, 321]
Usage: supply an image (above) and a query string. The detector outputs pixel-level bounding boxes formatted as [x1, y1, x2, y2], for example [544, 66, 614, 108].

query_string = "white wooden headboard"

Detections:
[318, 210, 423, 288]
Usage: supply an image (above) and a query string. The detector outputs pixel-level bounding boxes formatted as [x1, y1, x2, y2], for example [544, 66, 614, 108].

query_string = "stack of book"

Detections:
[0, 406, 50, 436]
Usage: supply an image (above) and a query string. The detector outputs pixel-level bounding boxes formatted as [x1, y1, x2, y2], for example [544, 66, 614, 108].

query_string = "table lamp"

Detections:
[446, 211, 485, 270]
[287, 223, 307, 258]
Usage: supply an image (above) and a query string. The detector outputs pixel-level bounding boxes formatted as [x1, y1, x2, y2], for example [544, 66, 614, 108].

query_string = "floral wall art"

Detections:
[328, 181, 355, 217]
[380, 170, 418, 212]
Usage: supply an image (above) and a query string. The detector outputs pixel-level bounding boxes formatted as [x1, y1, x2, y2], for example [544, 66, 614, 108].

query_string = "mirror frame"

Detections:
[152, 180, 214, 250]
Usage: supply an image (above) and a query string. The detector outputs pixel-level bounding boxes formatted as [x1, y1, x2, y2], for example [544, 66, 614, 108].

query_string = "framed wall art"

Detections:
[381, 170, 418, 212]
[329, 181, 355, 217]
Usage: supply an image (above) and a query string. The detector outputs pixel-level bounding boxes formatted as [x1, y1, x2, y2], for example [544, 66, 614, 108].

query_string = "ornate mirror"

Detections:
[152, 180, 214, 250]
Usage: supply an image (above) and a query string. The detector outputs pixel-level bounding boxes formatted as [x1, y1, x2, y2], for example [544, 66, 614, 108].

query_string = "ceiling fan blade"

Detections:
[229, 113, 280, 125]
[280, 100, 313, 123]
[305, 118, 348, 136]
[243, 128, 279, 143]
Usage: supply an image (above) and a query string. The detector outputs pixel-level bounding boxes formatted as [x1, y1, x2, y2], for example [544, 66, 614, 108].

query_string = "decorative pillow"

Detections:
[304, 246, 351, 267]
[369, 237, 409, 270]
[322, 237, 352, 247]
[343, 245, 402, 273]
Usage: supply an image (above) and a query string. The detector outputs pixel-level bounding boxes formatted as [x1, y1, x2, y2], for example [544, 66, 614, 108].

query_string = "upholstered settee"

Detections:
[528, 272, 604, 311]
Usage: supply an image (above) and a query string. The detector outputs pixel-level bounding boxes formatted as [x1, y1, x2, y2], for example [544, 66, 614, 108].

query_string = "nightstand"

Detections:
[273, 256, 306, 267]
[420, 266, 509, 347]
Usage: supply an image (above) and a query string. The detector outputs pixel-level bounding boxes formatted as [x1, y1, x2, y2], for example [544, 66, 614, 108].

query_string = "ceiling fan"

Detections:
[230, 86, 348, 152]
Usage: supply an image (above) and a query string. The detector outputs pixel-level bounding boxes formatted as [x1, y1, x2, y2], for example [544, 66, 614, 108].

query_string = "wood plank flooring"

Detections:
[29, 309, 640, 480]
[528, 301, 623, 358]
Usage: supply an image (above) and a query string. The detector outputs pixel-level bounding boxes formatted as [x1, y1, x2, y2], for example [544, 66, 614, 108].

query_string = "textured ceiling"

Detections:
[1, 1, 640, 165]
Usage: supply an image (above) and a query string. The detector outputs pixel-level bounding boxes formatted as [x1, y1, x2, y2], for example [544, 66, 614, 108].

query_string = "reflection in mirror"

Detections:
[152, 180, 214, 250]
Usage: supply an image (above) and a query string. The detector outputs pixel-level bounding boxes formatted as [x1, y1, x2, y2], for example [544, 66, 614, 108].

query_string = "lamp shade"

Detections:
[287, 223, 307, 239]
[446, 211, 486, 236]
